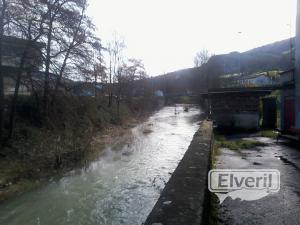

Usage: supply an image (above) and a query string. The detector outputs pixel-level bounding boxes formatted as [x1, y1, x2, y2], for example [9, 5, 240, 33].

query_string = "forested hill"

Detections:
[151, 37, 295, 93]
[208, 37, 295, 75]
[151, 67, 202, 95]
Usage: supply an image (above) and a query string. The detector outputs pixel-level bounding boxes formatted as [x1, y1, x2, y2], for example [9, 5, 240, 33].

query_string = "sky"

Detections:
[87, 0, 297, 76]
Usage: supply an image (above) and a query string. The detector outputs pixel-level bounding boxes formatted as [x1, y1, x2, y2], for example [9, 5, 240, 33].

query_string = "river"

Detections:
[0, 105, 201, 225]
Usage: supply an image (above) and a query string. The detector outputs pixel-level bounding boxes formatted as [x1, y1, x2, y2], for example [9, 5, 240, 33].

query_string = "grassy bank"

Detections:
[260, 130, 278, 139]
[214, 135, 266, 151]
[0, 96, 161, 202]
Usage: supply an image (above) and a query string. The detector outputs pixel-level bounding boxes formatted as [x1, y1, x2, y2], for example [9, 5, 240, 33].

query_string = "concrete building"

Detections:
[2, 36, 74, 96]
[202, 1, 300, 132]
[202, 87, 273, 130]
[280, 69, 296, 133]
[2, 36, 44, 69]
[2, 36, 44, 96]
[280, 1, 300, 135]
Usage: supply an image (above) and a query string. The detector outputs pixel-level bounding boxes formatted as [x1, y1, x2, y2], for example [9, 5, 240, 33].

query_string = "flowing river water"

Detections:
[0, 106, 201, 225]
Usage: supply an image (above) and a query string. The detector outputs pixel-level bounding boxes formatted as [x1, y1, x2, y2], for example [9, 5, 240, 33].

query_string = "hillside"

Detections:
[151, 37, 295, 92]
[208, 37, 295, 75]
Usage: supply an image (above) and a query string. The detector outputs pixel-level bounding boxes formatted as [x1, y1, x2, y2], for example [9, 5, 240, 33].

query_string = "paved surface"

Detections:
[216, 137, 300, 225]
[144, 121, 213, 225]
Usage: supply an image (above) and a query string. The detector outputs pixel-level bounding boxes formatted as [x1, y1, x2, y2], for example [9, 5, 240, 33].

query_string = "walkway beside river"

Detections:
[215, 137, 300, 225]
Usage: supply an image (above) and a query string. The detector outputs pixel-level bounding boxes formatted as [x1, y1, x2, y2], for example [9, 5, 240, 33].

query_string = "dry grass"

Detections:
[214, 135, 266, 151]
[261, 130, 278, 139]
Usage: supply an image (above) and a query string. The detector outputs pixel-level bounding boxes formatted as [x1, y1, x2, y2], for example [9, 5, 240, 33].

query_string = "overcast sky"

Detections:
[88, 0, 297, 76]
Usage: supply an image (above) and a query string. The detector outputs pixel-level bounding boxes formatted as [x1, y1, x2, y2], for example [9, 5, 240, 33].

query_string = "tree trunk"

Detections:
[0, 0, 6, 143]
[94, 66, 97, 98]
[51, 47, 70, 105]
[43, 17, 53, 120]
[8, 50, 27, 139]
[108, 57, 112, 107]
[117, 82, 122, 117]
[28, 71, 41, 123]
[117, 97, 120, 116]
[52, 8, 84, 104]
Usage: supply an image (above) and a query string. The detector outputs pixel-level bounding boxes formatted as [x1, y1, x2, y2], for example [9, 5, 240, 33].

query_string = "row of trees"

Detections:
[0, 0, 148, 143]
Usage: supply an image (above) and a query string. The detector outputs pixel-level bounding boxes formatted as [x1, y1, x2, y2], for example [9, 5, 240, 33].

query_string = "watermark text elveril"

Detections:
[208, 169, 280, 204]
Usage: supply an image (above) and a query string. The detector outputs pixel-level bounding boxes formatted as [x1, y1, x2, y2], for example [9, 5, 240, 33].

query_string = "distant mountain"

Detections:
[151, 67, 202, 95]
[151, 38, 295, 93]
[208, 37, 295, 75]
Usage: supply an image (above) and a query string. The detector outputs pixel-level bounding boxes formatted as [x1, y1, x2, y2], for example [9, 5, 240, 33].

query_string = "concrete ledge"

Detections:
[144, 120, 213, 225]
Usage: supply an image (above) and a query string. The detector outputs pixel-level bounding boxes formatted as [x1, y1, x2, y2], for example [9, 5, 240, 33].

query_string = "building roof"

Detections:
[3, 36, 45, 49]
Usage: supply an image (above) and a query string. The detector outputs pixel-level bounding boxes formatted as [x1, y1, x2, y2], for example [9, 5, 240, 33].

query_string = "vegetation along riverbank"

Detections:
[0, 95, 162, 202]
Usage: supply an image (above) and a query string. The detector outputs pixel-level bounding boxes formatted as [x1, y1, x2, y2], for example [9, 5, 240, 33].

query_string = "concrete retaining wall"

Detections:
[213, 112, 259, 130]
[144, 120, 213, 225]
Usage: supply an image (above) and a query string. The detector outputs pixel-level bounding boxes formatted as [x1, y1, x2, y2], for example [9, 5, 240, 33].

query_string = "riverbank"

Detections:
[0, 96, 161, 202]
[0, 117, 139, 202]
[144, 120, 213, 225]
[0, 105, 201, 225]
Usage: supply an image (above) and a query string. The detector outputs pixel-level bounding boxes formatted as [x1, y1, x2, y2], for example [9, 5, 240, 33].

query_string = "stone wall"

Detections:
[209, 91, 269, 130]
[144, 120, 213, 225]
[210, 92, 262, 114]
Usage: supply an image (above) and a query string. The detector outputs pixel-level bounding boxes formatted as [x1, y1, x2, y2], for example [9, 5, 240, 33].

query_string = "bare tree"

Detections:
[92, 43, 106, 97]
[21, 0, 98, 118]
[74, 41, 107, 97]
[0, 0, 19, 140]
[39, 0, 82, 118]
[107, 34, 125, 107]
[6, 0, 47, 138]
[51, 0, 100, 100]
[115, 58, 147, 113]
[42, 0, 56, 118]
[194, 49, 212, 67]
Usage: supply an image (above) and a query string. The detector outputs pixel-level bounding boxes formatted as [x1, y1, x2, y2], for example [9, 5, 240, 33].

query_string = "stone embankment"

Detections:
[144, 120, 213, 225]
